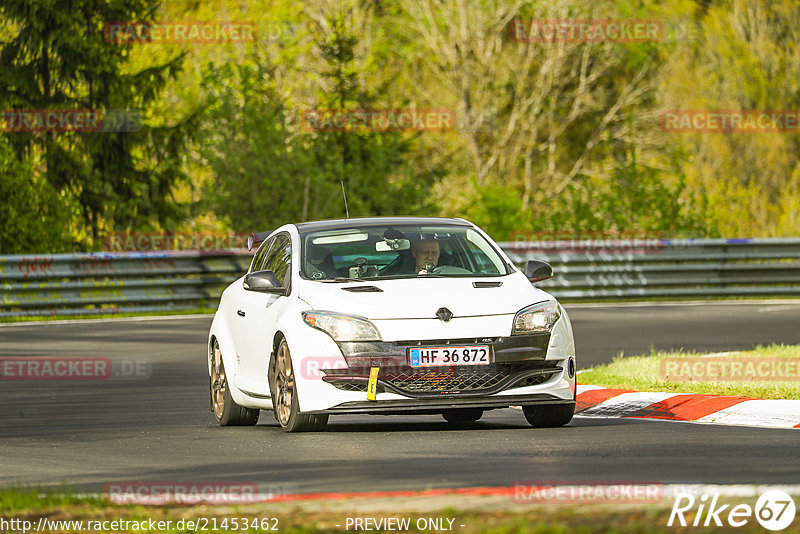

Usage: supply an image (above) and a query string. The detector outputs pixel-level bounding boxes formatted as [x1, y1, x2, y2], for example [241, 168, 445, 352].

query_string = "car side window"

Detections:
[459, 234, 501, 274]
[263, 234, 291, 287]
[251, 238, 274, 273]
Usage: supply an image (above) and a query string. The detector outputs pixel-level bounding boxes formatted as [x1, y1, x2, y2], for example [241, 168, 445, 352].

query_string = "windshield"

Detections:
[300, 224, 510, 281]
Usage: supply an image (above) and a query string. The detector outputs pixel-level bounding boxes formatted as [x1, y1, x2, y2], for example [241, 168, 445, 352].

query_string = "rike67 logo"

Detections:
[669, 490, 796, 531]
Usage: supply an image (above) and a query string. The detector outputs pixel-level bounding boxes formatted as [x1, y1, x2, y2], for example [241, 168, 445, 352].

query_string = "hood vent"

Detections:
[342, 285, 384, 293]
[473, 281, 503, 288]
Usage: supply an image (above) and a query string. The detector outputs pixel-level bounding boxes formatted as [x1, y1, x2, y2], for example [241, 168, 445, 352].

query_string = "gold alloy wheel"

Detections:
[211, 341, 226, 419]
[275, 342, 294, 426]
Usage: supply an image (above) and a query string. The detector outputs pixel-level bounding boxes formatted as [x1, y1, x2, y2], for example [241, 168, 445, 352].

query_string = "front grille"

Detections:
[384, 367, 506, 394]
[324, 363, 561, 396]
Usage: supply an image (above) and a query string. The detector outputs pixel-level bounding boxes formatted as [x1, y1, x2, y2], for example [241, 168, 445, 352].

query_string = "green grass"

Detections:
[578, 344, 800, 399]
[0, 487, 106, 512]
[0, 488, 778, 533]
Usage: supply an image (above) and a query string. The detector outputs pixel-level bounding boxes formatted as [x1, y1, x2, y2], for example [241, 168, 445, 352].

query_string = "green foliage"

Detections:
[298, 3, 441, 219]
[1, 0, 797, 251]
[539, 144, 710, 237]
[469, 181, 524, 241]
[197, 61, 313, 231]
[197, 12, 441, 232]
[0, 0, 196, 244]
[0, 136, 73, 253]
[659, 0, 800, 236]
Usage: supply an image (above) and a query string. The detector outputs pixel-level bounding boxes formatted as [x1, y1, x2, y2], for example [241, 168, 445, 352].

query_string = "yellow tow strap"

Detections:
[367, 367, 380, 401]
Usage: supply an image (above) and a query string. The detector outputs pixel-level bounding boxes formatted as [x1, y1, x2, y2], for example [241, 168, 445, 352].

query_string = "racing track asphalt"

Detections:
[1, 300, 799, 494]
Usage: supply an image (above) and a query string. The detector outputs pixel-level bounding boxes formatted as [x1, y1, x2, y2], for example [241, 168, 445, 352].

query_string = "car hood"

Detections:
[297, 274, 552, 320]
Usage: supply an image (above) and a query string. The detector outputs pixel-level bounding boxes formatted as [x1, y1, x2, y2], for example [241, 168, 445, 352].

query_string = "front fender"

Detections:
[274, 304, 354, 413]
[543, 305, 576, 397]
[208, 311, 235, 375]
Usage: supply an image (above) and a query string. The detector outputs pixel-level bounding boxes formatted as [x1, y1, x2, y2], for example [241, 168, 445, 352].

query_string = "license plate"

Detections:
[409, 345, 491, 367]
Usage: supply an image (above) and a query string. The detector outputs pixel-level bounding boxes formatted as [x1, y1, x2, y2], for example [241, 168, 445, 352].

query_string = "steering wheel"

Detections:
[431, 265, 472, 275]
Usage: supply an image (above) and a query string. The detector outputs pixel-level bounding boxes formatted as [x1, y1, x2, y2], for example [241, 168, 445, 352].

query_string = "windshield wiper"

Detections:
[322, 274, 449, 282]
[375, 274, 447, 280]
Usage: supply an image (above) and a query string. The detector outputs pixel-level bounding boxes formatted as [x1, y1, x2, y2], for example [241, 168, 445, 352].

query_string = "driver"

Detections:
[411, 238, 440, 274]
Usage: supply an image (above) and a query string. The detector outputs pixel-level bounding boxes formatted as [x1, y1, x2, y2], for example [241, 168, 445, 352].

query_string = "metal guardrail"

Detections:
[1, 238, 799, 317]
[0, 251, 252, 318]
[501, 237, 800, 299]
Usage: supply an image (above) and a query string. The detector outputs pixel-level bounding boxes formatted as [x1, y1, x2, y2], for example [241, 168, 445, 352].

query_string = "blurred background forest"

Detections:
[1, 0, 799, 253]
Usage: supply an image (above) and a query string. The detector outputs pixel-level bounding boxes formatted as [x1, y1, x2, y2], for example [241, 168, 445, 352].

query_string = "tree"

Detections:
[198, 61, 316, 231]
[659, 0, 800, 236]
[396, 0, 661, 211]
[197, 0, 442, 232]
[0, 135, 72, 253]
[303, 0, 439, 219]
[0, 0, 196, 245]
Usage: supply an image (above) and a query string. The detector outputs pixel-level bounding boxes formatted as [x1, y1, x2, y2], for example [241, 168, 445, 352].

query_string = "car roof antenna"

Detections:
[341, 180, 350, 219]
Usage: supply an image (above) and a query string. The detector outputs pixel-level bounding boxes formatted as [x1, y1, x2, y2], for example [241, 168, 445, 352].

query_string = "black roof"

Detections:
[294, 216, 472, 233]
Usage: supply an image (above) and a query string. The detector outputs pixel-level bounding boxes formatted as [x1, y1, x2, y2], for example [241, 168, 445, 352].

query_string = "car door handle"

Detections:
[237, 309, 246, 317]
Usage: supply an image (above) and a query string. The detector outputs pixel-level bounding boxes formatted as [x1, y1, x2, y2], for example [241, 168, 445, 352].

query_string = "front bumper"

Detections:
[307, 393, 573, 415]
[321, 334, 565, 399]
[287, 315, 576, 413]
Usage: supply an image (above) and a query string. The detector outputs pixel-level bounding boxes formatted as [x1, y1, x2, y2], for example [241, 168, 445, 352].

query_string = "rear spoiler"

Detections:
[247, 230, 273, 251]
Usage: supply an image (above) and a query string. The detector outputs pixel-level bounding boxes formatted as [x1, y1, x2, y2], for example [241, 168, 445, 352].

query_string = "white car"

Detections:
[207, 217, 576, 432]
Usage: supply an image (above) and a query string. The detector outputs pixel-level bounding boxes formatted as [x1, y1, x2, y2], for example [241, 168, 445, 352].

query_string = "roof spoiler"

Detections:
[247, 230, 273, 251]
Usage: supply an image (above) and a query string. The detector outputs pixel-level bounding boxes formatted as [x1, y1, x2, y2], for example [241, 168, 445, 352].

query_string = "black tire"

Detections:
[442, 408, 484, 424]
[522, 403, 575, 427]
[271, 339, 328, 432]
[210, 340, 259, 426]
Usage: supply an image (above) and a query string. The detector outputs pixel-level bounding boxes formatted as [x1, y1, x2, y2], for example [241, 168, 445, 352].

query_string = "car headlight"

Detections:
[302, 311, 382, 342]
[513, 301, 561, 334]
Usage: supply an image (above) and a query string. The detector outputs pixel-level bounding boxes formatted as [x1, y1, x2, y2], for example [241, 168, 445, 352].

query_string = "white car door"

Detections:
[224, 237, 271, 384]
[237, 232, 293, 392]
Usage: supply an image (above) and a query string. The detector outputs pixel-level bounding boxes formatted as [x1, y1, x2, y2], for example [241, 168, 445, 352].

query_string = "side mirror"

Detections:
[243, 270, 287, 294]
[525, 260, 553, 282]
